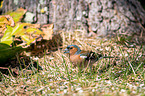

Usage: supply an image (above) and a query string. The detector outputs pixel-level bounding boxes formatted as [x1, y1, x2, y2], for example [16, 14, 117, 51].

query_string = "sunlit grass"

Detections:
[0, 30, 145, 95]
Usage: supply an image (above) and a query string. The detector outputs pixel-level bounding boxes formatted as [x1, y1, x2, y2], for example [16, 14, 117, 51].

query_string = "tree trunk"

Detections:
[1, 0, 145, 36]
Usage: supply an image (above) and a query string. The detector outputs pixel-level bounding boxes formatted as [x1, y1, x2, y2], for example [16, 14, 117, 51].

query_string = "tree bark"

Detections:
[2, 0, 145, 36]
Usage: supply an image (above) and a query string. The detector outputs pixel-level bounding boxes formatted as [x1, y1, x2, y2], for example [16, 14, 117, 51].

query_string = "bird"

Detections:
[63, 45, 103, 67]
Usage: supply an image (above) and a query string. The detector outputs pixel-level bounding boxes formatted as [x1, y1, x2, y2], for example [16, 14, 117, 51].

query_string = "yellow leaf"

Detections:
[4, 8, 27, 23]
[1, 23, 43, 47]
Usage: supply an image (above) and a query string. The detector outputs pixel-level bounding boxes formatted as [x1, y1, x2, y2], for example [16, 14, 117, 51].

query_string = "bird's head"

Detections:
[64, 45, 81, 55]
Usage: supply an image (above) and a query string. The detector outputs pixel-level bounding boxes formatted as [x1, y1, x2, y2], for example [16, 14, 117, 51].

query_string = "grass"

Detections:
[0, 30, 145, 96]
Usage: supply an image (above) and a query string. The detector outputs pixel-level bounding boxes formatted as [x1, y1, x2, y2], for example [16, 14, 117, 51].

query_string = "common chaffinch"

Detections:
[63, 45, 102, 67]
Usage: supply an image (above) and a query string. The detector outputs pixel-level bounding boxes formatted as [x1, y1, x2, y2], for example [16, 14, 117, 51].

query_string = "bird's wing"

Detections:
[79, 51, 90, 59]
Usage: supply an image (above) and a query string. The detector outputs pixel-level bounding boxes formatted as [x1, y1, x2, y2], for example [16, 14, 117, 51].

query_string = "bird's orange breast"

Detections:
[70, 55, 84, 64]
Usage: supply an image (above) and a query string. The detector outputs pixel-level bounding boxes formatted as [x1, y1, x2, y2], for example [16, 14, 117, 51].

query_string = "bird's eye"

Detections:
[70, 47, 73, 49]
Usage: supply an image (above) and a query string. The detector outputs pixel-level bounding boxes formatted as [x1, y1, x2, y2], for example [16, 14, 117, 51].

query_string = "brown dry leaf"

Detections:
[0, 15, 15, 33]
[4, 15, 15, 26]
[41, 24, 53, 40]
[27, 24, 41, 29]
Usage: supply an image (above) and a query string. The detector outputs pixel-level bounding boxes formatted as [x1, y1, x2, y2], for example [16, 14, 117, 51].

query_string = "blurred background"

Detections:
[1, 0, 145, 38]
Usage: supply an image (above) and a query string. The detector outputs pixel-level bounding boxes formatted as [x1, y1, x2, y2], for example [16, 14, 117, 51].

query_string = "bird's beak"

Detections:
[63, 48, 69, 53]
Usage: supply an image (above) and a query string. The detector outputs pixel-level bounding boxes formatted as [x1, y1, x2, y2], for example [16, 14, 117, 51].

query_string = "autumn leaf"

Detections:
[4, 8, 27, 23]
[0, 15, 15, 33]
[1, 23, 43, 47]
[41, 24, 53, 40]
[0, 1, 3, 8]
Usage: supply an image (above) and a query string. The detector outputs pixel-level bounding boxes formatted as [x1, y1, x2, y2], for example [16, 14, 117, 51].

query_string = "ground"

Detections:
[0, 30, 145, 96]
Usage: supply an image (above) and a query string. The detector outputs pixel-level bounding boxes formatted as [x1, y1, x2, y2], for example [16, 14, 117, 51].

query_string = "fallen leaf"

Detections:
[41, 24, 53, 40]
[4, 8, 27, 23]
[1, 23, 43, 47]
[0, 15, 15, 33]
